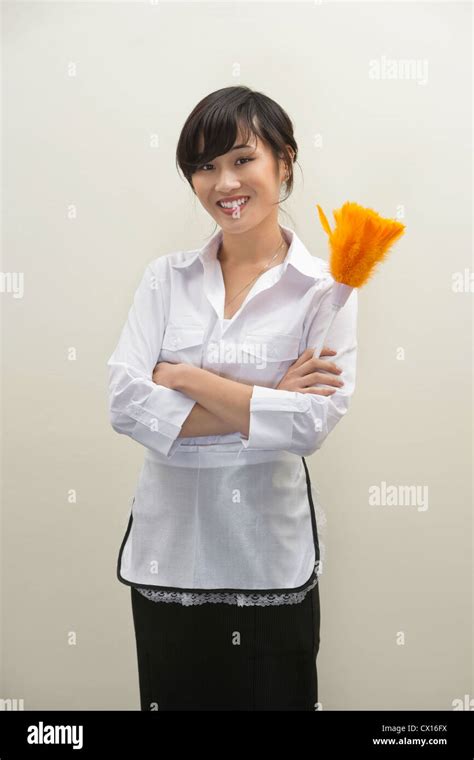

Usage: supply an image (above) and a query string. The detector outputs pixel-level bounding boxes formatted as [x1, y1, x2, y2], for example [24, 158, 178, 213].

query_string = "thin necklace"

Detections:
[219, 236, 287, 313]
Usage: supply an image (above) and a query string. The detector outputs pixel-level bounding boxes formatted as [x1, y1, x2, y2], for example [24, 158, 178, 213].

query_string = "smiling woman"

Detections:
[174, 88, 303, 320]
[176, 87, 298, 258]
[108, 85, 358, 711]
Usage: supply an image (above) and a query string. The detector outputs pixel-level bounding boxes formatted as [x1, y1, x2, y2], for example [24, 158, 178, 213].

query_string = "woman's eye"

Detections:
[198, 157, 254, 171]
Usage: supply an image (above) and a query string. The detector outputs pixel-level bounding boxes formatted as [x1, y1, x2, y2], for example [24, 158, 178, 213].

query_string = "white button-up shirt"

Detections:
[107, 224, 358, 606]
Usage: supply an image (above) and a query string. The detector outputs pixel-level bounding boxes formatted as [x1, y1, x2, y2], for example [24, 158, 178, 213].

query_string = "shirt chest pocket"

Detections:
[159, 324, 206, 367]
[237, 332, 301, 386]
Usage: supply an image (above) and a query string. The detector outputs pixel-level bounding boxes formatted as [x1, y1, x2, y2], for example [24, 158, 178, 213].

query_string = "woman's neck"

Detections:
[217, 219, 288, 268]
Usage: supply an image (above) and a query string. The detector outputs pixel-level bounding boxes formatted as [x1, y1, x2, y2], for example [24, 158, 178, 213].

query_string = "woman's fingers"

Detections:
[304, 372, 344, 388]
[290, 348, 313, 369]
[295, 354, 342, 377]
[302, 386, 337, 396]
[320, 346, 338, 357]
[276, 347, 343, 395]
[291, 346, 337, 371]
[302, 370, 344, 388]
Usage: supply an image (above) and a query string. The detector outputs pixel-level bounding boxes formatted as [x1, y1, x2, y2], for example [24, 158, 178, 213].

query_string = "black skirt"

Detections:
[130, 581, 321, 711]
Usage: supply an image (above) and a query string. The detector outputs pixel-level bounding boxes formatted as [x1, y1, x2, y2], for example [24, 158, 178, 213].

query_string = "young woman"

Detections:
[107, 86, 358, 711]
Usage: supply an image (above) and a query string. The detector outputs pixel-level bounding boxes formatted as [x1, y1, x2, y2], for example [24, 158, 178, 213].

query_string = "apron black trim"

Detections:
[117, 456, 320, 596]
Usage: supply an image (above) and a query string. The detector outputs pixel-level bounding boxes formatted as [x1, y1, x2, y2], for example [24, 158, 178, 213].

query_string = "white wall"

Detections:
[2, 0, 471, 710]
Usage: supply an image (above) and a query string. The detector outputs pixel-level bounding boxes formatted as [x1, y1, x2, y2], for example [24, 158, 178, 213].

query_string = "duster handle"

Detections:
[311, 282, 354, 359]
[311, 307, 339, 359]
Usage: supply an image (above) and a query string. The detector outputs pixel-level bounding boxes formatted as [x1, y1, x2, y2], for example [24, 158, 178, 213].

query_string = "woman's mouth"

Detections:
[216, 196, 251, 216]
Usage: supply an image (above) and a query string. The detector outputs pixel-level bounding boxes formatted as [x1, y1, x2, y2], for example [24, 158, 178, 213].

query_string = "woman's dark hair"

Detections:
[176, 86, 300, 224]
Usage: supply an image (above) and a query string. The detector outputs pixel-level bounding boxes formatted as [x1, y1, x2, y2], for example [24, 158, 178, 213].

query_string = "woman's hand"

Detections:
[152, 360, 183, 390]
[276, 345, 344, 396]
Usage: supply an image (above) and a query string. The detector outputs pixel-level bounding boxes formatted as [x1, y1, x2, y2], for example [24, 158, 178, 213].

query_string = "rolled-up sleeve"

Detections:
[106, 262, 196, 458]
[240, 284, 358, 457]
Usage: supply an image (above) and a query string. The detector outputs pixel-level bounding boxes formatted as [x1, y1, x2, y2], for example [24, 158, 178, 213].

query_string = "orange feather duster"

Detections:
[313, 201, 406, 359]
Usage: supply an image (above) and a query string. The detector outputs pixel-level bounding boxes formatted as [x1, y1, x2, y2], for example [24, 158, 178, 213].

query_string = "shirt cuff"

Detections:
[127, 385, 197, 457]
[240, 385, 310, 451]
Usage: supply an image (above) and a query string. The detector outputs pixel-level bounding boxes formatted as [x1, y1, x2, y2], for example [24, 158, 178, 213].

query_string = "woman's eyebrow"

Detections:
[206, 143, 257, 160]
[231, 143, 256, 151]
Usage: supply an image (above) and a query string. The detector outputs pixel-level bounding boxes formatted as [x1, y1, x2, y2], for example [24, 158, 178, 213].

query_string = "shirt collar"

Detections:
[170, 224, 327, 281]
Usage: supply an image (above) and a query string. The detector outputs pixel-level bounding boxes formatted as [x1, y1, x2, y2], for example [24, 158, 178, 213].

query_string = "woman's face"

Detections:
[191, 129, 289, 230]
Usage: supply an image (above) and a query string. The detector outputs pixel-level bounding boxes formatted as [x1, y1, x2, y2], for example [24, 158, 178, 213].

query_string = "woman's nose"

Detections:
[215, 172, 241, 192]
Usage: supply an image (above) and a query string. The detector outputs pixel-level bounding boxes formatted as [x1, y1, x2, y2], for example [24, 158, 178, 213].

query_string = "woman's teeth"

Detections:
[217, 197, 250, 208]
